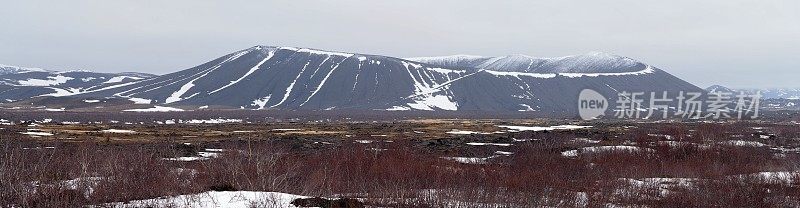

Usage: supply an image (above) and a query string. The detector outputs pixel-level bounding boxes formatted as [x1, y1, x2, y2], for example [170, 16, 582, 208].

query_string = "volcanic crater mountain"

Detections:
[1, 46, 702, 115]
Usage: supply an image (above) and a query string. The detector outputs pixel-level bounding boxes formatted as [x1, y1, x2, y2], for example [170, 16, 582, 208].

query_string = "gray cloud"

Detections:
[1, 0, 798, 88]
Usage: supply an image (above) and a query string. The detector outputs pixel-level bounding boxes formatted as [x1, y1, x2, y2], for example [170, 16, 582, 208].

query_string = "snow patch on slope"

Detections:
[41, 87, 83, 97]
[499, 125, 592, 132]
[407, 94, 458, 111]
[386, 106, 411, 111]
[17, 75, 74, 86]
[123, 106, 185, 112]
[103, 76, 144, 84]
[128, 97, 151, 104]
[252, 95, 271, 110]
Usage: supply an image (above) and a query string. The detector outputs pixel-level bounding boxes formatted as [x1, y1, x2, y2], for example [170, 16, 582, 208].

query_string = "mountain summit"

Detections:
[0, 64, 49, 75]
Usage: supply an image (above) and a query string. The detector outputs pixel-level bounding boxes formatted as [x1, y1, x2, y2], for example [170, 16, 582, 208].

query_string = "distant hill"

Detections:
[0, 64, 154, 102]
[706, 85, 800, 100]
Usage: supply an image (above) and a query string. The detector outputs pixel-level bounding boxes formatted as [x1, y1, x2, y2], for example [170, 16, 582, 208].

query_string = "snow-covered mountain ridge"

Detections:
[706, 85, 800, 100]
[0, 64, 50, 75]
[407, 51, 642, 73]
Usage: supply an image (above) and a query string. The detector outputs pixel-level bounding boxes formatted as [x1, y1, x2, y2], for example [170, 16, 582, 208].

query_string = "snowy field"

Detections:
[103, 191, 307, 208]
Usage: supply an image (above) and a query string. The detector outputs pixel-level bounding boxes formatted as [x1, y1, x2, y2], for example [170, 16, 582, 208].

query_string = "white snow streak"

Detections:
[210, 50, 275, 94]
[165, 50, 249, 103]
[386, 106, 410, 111]
[21, 132, 54, 136]
[299, 55, 354, 106]
[498, 125, 592, 132]
[402, 61, 436, 95]
[352, 56, 367, 92]
[406, 69, 484, 99]
[101, 129, 136, 133]
[558, 65, 656, 78]
[271, 61, 311, 108]
[428, 67, 465, 74]
[518, 104, 536, 111]
[483, 65, 655, 79]
[484, 70, 557, 78]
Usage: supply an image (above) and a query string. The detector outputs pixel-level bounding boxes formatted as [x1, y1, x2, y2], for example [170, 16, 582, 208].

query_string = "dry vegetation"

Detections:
[2, 114, 800, 207]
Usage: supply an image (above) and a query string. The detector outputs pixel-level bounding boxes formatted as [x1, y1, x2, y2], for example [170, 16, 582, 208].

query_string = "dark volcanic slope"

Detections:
[0, 66, 154, 102]
[83, 46, 476, 110]
[74, 45, 702, 115]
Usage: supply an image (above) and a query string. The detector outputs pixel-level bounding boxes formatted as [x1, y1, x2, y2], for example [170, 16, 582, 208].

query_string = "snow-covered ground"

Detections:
[498, 125, 592, 132]
[151, 119, 245, 125]
[162, 151, 220, 162]
[101, 129, 136, 133]
[103, 191, 308, 208]
[270, 129, 301, 131]
[562, 145, 655, 157]
[441, 151, 515, 165]
[123, 106, 185, 112]
[445, 124, 590, 135]
[446, 129, 486, 135]
[183, 119, 243, 124]
[721, 140, 767, 147]
[466, 142, 513, 147]
[572, 138, 601, 144]
[20, 131, 54, 136]
[441, 156, 499, 164]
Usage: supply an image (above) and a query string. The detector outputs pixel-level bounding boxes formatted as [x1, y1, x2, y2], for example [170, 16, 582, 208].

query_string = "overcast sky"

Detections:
[1, 0, 798, 88]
